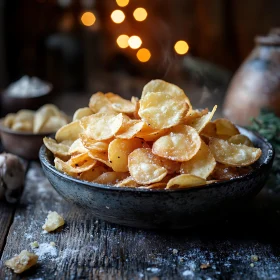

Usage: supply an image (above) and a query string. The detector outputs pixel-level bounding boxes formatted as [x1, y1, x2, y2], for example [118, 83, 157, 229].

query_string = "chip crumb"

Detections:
[251, 255, 259, 262]
[172, 249, 178, 255]
[5, 250, 38, 274]
[30, 241, 39, 248]
[42, 211, 65, 232]
[250, 263, 255, 268]
[50, 242, 56, 247]
[200, 263, 211, 269]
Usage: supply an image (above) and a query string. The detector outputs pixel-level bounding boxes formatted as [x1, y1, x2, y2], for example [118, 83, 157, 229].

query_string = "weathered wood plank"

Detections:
[0, 202, 15, 255]
[0, 162, 280, 279]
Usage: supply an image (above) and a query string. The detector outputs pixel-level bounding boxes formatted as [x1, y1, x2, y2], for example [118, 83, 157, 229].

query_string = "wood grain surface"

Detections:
[0, 162, 280, 279]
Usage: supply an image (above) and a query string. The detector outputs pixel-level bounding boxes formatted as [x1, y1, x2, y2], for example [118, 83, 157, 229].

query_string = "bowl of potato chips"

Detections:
[0, 104, 69, 160]
[40, 80, 274, 229]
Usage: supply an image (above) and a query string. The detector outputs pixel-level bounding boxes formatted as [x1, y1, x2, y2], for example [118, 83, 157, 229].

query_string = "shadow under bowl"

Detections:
[39, 127, 274, 229]
[0, 121, 54, 160]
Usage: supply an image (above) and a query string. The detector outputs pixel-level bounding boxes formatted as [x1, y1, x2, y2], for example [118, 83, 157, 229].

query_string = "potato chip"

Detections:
[200, 122, 217, 138]
[214, 118, 239, 138]
[40, 116, 68, 133]
[105, 92, 136, 114]
[55, 120, 83, 142]
[43, 137, 70, 157]
[183, 108, 208, 124]
[80, 134, 109, 152]
[166, 174, 206, 189]
[73, 107, 93, 121]
[14, 110, 34, 123]
[69, 139, 89, 155]
[89, 92, 115, 114]
[115, 114, 144, 139]
[142, 79, 192, 110]
[132, 97, 141, 119]
[152, 125, 201, 162]
[108, 138, 148, 172]
[180, 140, 216, 179]
[187, 105, 217, 133]
[3, 113, 16, 128]
[211, 163, 252, 181]
[54, 156, 96, 174]
[116, 176, 140, 188]
[209, 138, 262, 166]
[139, 91, 189, 129]
[33, 104, 60, 133]
[157, 157, 181, 174]
[80, 165, 109, 182]
[143, 182, 167, 189]
[94, 172, 128, 185]
[135, 123, 169, 141]
[11, 120, 33, 132]
[128, 148, 167, 184]
[88, 150, 111, 167]
[228, 134, 253, 147]
[80, 112, 123, 141]
[68, 152, 96, 168]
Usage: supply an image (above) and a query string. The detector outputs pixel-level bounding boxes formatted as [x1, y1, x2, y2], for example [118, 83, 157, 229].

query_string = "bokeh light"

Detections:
[174, 40, 189, 55]
[128, 36, 142, 49]
[81, 12, 96, 26]
[111, 10, 125, 24]
[136, 48, 151, 62]
[116, 0, 129, 7]
[116, 34, 129, 48]
[133, 8, 148, 21]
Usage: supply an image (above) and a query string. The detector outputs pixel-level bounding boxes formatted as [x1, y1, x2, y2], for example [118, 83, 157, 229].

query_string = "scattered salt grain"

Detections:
[147, 267, 160, 273]
[172, 249, 178, 255]
[33, 243, 58, 261]
[50, 242, 56, 247]
[182, 270, 194, 277]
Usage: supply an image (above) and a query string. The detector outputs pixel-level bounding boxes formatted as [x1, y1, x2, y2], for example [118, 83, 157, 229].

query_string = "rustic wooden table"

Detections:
[0, 88, 280, 279]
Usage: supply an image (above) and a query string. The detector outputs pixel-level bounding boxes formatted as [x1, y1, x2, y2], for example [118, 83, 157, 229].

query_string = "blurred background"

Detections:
[0, 0, 280, 115]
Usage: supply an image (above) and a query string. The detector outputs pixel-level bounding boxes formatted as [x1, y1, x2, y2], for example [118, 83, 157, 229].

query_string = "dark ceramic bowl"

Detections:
[39, 127, 274, 229]
[0, 121, 54, 160]
[0, 88, 52, 117]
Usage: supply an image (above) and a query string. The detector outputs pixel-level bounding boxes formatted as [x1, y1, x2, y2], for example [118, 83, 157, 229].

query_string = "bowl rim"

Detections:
[0, 119, 55, 136]
[39, 127, 274, 194]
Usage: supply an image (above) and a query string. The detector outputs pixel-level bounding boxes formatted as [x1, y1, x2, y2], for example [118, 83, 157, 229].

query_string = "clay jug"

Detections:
[223, 29, 280, 125]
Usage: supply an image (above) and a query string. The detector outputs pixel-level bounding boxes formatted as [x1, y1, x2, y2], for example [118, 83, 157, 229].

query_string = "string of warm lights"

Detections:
[80, 1, 189, 62]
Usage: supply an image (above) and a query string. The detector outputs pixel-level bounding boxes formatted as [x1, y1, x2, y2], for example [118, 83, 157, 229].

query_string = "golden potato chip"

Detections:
[89, 92, 115, 114]
[80, 165, 109, 182]
[105, 92, 136, 114]
[211, 163, 252, 180]
[14, 110, 34, 123]
[88, 150, 111, 167]
[54, 156, 96, 174]
[40, 116, 68, 133]
[128, 148, 167, 185]
[132, 98, 141, 120]
[68, 152, 96, 168]
[94, 172, 128, 185]
[108, 138, 148, 172]
[152, 125, 201, 162]
[80, 112, 123, 141]
[80, 134, 109, 152]
[200, 122, 217, 138]
[142, 79, 192, 110]
[180, 140, 216, 179]
[157, 157, 181, 174]
[60, 140, 74, 147]
[139, 91, 189, 129]
[11, 120, 33, 132]
[43, 137, 70, 157]
[69, 139, 89, 155]
[73, 107, 93, 121]
[166, 174, 206, 189]
[228, 134, 253, 147]
[33, 104, 60, 133]
[115, 114, 144, 139]
[55, 120, 83, 142]
[187, 105, 217, 133]
[209, 138, 262, 166]
[3, 113, 16, 128]
[142, 182, 167, 189]
[183, 108, 209, 124]
[116, 176, 140, 188]
[214, 118, 239, 138]
[135, 123, 169, 141]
